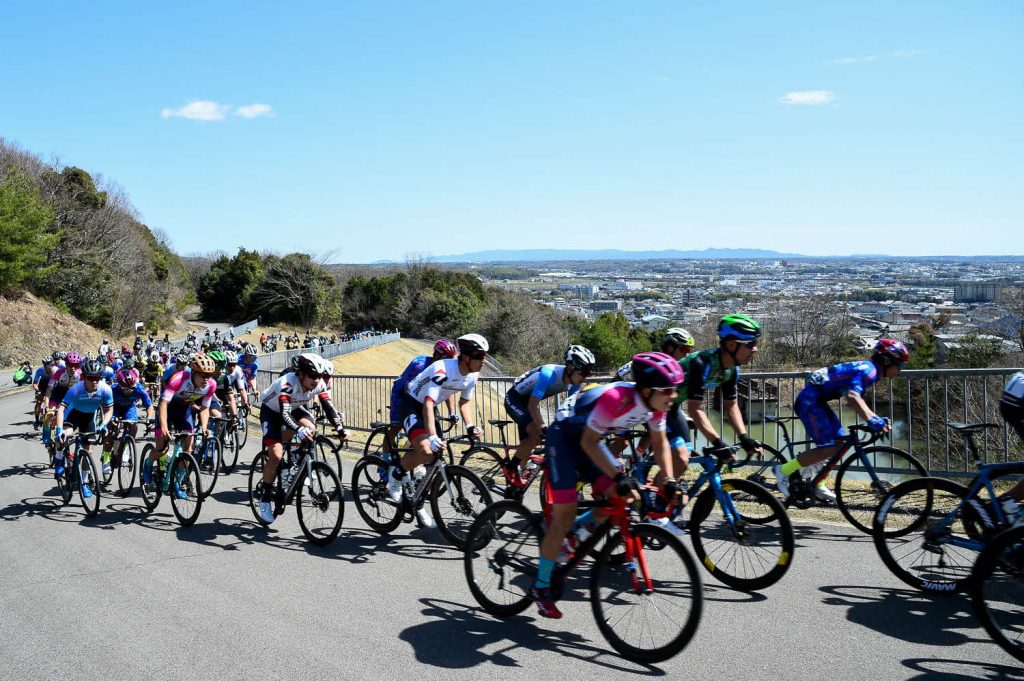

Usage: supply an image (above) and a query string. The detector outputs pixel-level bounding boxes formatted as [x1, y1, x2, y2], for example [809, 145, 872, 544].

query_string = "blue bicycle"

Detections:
[873, 421, 1023, 594]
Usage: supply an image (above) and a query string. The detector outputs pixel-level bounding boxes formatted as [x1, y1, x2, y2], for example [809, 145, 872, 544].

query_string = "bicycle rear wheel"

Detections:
[972, 526, 1024, 663]
[78, 450, 101, 517]
[220, 426, 240, 474]
[247, 451, 271, 526]
[296, 461, 345, 546]
[836, 446, 927, 534]
[116, 437, 137, 496]
[139, 444, 162, 512]
[688, 478, 794, 591]
[169, 453, 202, 527]
[195, 437, 221, 499]
[430, 464, 492, 549]
[463, 500, 541, 617]
[872, 477, 976, 593]
[350, 454, 403, 534]
[590, 522, 703, 663]
[459, 446, 511, 500]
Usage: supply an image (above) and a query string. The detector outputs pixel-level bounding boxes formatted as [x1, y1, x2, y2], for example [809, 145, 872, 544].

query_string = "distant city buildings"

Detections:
[954, 282, 1002, 303]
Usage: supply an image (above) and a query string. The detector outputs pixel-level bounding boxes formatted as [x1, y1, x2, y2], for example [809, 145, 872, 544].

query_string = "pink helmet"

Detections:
[630, 352, 685, 389]
[433, 339, 458, 359]
[116, 368, 139, 387]
[66, 352, 82, 366]
[873, 339, 909, 364]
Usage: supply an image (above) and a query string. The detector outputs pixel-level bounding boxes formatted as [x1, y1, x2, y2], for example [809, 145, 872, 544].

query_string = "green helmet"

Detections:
[208, 350, 227, 369]
[718, 314, 762, 342]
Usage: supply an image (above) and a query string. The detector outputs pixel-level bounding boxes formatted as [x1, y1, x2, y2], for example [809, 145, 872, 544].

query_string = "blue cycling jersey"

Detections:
[804, 360, 879, 401]
[238, 360, 259, 381]
[101, 366, 115, 383]
[392, 356, 431, 402]
[61, 381, 113, 417]
[111, 382, 153, 410]
[33, 367, 46, 382]
[509, 364, 578, 402]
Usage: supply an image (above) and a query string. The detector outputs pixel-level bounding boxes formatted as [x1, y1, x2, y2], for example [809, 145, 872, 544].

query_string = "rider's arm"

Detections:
[580, 427, 622, 480]
[845, 391, 877, 421]
[99, 404, 114, 430]
[423, 396, 438, 437]
[688, 398, 720, 442]
[458, 397, 474, 427]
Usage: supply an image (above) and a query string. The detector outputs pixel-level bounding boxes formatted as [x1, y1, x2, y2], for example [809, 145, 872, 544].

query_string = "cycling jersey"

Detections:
[555, 382, 666, 434]
[391, 355, 431, 422]
[161, 370, 215, 407]
[218, 365, 246, 394]
[260, 372, 340, 435]
[47, 366, 81, 406]
[101, 366, 115, 384]
[678, 348, 738, 402]
[405, 358, 479, 405]
[509, 364, 577, 401]
[111, 382, 153, 419]
[804, 360, 879, 401]
[61, 380, 114, 417]
[238, 359, 259, 383]
[142, 362, 162, 384]
[33, 367, 47, 384]
[161, 365, 180, 383]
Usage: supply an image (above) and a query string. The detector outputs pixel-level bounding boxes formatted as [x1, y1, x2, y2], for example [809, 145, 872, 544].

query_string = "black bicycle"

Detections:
[54, 431, 103, 517]
[971, 524, 1024, 663]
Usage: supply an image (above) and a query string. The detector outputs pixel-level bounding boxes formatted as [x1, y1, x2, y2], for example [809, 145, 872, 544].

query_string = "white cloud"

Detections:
[829, 50, 923, 66]
[234, 103, 274, 119]
[160, 100, 230, 121]
[779, 90, 836, 106]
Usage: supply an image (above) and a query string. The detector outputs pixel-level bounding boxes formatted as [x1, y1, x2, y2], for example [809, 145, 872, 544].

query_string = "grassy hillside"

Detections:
[331, 338, 435, 376]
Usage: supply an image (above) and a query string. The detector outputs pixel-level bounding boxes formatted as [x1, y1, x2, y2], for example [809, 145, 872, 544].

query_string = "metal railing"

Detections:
[254, 366, 1023, 477]
[257, 333, 401, 371]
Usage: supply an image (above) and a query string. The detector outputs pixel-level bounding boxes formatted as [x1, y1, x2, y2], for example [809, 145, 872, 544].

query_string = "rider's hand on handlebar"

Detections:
[738, 434, 761, 456]
[448, 414, 461, 424]
[867, 416, 890, 434]
[613, 472, 641, 501]
[466, 424, 482, 440]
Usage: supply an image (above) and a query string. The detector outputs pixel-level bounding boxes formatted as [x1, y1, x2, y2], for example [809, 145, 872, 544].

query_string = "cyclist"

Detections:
[144, 353, 217, 488]
[53, 359, 114, 488]
[681, 315, 763, 465]
[100, 358, 116, 384]
[45, 351, 83, 411]
[32, 356, 54, 429]
[142, 352, 163, 397]
[996, 371, 1024, 523]
[220, 350, 251, 422]
[504, 345, 596, 478]
[530, 351, 683, 619]
[238, 344, 260, 398]
[384, 339, 460, 456]
[773, 338, 909, 501]
[257, 353, 346, 524]
[386, 334, 489, 528]
[162, 353, 188, 390]
[102, 367, 155, 476]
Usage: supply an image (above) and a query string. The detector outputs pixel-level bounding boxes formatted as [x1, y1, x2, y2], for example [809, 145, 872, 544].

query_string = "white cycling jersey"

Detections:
[260, 372, 330, 413]
[405, 358, 478, 405]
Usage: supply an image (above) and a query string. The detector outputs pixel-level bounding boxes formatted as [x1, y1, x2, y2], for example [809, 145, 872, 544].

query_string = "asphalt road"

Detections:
[0, 392, 1018, 681]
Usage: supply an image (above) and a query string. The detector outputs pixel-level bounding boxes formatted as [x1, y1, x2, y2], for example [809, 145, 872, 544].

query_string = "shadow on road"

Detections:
[902, 657, 1024, 680]
[792, 522, 872, 546]
[399, 597, 667, 675]
[0, 461, 53, 479]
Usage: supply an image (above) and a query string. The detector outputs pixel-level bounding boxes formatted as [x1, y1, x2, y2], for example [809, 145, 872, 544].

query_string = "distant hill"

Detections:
[433, 248, 805, 263]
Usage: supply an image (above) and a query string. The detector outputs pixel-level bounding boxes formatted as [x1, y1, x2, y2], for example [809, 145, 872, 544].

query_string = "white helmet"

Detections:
[149, 352, 160, 363]
[456, 333, 489, 355]
[224, 351, 238, 364]
[564, 345, 596, 370]
[614, 361, 633, 382]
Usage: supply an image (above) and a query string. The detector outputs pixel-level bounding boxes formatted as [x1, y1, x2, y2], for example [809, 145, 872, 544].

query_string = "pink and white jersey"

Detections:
[49, 366, 81, 391]
[259, 372, 330, 413]
[555, 382, 666, 434]
[405, 358, 479, 405]
[161, 370, 216, 407]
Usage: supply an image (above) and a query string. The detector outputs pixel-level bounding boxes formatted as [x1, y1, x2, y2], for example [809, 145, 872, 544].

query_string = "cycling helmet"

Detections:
[134, 357, 145, 369]
[243, 344, 258, 358]
[318, 357, 335, 377]
[190, 353, 216, 374]
[208, 350, 227, 369]
[66, 352, 82, 366]
[872, 338, 910, 364]
[43, 356, 52, 365]
[631, 352, 685, 390]
[564, 345, 596, 370]
[718, 314, 762, 342]
[81, 359, 104, 378]
[289, 354, 301, 370]
[224, 351, 238, 364]
[149, 352, 160, 363]
[614, 361, 633, 382]
[663, 327, 695, 348]
[457, 333, 489, 356]
[52, 351, 63, 361]
[433, 339, 458, 359]
[173, 353, 188, 366]
[295, 353, 326, 377]
[103, 339, 109, 344]
[115, 368, 139, 387]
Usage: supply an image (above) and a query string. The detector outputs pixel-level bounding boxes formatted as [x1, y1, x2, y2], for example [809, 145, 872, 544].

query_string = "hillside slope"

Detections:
[0, 292, 106, 368]
[331, 338, 435, 375]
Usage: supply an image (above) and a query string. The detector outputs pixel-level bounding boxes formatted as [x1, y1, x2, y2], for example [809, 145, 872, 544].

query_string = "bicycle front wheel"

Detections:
[972, 526, 1024, 663]
[872, 477, 976, 593]
[836, 446, 927, 534]
[116, 437, 137, 496]
[590, 522, 703, 663]
[296, 461, 345, 546]
[459, 446, 510, 500]
[463, 500, 541, 617]
[688, 478, 794, 591]
[430, 464, 493, 549]
[169, 453, 202, 527]
[139, 444, 162, 512]
[78, 450, 101, 517]
[350, 454, 403, 534]
[236, 409, 250, 450]
[220, 426, 240, 474]
[247, 451, 272, 526]
[196, 437, 221, 499]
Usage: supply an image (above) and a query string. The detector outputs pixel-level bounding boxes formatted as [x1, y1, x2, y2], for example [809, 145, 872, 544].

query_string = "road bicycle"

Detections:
[746, 418, 926, 533]
[351, 435, 492, 549]
[873, 421, 1022, 594]
[192, 417, 232, 498]
[248, 434, 346, 545]
[362, 404, 459, 465]
[139, 431, 203, 527]
[54, 431, 103, 517]
[970, 524, 1024, 663]
[457, 419, 546, 505]
[463, 492, 704, 663]
[102, 417, 144, 496]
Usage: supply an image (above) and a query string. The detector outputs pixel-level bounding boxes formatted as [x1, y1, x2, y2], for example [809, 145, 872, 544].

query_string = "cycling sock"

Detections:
[571, 510, 594, 534]
[780, 459, 801, 476]
[536, 557, 556, 589]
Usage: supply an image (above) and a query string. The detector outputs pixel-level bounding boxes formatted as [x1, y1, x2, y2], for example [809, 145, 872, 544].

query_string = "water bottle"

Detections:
[522, 455, 543, 484]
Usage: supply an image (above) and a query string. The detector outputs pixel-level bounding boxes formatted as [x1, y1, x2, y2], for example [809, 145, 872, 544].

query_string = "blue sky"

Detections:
[2, 1, 1022, 261]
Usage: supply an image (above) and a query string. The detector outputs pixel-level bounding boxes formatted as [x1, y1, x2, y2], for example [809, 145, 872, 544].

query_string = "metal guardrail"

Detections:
[254, 365, 1023, 477]
[256, 333, 401, 372]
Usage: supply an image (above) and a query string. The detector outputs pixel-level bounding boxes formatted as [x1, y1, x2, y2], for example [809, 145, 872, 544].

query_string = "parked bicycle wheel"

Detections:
[350, 454, 403, 534]
[139, 444, 162, 512]
[78, 450, 101, 518]
[872, 477, 975, 593]
[971, 525, 1024, 663]
[169, 452, 202, 527]
[429, 464, 492, 548]
[116, 436, 137, 496]
[835, 446, 927, 534]
[687, 478, 794, 590]
[463, 500, 542, 617]
[591, 522, 703, 663]
[296, 461, 344, 546]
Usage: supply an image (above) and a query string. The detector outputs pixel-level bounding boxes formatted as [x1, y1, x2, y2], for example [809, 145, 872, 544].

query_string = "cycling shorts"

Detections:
[113, 404, 138, 421]
[543, 422, 613, 505]
[795, 387, 845, 447]
[160, 400, 195, 435]
[260, 404, 314, 447]
[665, 403, 692, 450]
[64, 409, 97, 433]
[503, 391, 533, 439]
[396, 394, 430, 441]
